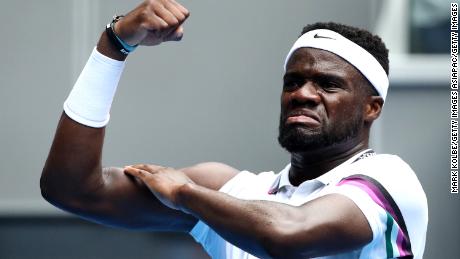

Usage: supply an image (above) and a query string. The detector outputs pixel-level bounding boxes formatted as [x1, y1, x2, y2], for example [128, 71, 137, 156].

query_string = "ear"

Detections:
[363, 96, 383, 123]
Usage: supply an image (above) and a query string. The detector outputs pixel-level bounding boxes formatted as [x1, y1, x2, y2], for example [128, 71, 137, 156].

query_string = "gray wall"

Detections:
[0, 0, 456, 258]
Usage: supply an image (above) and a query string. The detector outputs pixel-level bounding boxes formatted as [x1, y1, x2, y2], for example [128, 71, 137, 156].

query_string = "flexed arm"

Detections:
[40, 0, 237, 231]
[124, 165, 373, 258]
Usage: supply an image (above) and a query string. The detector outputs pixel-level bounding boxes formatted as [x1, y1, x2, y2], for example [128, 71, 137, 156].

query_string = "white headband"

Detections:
[284, 29, 389, 101]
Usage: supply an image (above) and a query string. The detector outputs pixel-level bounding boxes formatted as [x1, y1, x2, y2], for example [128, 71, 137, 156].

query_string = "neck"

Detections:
[289, 139, 369, 186]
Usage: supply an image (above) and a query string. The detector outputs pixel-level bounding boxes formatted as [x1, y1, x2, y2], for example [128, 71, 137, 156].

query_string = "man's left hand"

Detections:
[124, 164, 194, 213]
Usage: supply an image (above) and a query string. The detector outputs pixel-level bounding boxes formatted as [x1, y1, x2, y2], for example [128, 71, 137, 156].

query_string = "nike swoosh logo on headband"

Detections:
[313, 33, 336, 40]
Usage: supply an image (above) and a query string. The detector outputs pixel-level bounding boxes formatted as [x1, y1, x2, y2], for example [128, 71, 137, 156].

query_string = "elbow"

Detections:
[40, 179, 50, 202]
[40, 166, 99, 211]
[40, 167, 65, 206]
[40, 167, 54, 202]
[40, 169, 92, 214]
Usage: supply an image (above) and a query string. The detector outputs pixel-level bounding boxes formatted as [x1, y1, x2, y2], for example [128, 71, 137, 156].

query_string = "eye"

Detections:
[283, 79, 301, 92]
[320, 80, 341, 92]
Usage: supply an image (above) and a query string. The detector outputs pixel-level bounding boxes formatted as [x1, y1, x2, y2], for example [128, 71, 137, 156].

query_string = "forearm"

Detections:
[41, 114, 105, 201]
[41, 0, 199, 230]
[177, 183, 302, 258]
[42, 0, 190, 196]
[41, 31, 124, 200]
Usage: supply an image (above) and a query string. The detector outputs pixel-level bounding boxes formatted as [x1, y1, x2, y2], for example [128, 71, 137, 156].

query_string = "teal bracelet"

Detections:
[106, 15, 138, 55]
[114, 32, 138, 52]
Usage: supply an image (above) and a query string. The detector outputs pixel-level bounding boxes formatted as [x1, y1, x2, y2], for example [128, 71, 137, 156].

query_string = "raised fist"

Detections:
[114, 0, 190, 46]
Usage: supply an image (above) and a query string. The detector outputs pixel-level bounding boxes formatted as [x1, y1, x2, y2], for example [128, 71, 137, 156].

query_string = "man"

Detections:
[40, 0, 428, 258]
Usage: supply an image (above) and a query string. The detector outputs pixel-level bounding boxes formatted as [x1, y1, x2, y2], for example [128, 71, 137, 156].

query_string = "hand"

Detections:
[114, 0, 190, 46]
[124, 164, 194, 212]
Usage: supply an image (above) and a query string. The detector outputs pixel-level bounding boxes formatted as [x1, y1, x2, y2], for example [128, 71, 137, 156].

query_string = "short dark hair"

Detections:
[301, 22, 389, 75]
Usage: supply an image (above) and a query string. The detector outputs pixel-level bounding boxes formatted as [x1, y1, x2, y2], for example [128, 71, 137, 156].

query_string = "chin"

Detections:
[278, 125, 325, 153]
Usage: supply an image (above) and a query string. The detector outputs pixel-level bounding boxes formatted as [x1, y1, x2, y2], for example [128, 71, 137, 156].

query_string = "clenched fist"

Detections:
[114, 0, 190, 46]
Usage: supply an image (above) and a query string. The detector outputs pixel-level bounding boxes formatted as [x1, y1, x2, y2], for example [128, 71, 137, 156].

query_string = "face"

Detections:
[278, 48, 369, 153]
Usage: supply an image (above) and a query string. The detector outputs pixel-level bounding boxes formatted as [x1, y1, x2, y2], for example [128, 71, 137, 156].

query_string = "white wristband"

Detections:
[63, 47, 125, 128]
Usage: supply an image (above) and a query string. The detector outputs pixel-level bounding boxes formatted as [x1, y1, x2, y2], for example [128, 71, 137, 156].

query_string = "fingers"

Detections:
[118, 0, 189, 46]
[124, 163, 171, 179]
[164, 25, 184, 41]
[123, 166, 152, 181]
[153, 6, 180, 28]
[130, 163, 166, 172]
[143, 15, 169, 31]
[163, 1, 187, 23]
[169, 0, 190, 18]
[143, 0, 189, 30]
[154, 1, 189, 41]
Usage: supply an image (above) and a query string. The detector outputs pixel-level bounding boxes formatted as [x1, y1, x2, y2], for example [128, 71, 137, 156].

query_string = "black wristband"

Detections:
[105, 15, 131, 55]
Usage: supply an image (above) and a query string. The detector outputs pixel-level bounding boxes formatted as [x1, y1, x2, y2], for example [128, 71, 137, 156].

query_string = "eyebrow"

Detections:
[283, 71, 347, 86]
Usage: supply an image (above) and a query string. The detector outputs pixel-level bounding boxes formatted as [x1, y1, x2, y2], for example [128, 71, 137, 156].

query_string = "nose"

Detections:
[289, 81, 321, 106]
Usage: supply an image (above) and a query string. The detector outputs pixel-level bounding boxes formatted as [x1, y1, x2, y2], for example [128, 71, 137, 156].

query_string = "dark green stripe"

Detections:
[342, 174, 413, 258]
[385, 212, 394, 258]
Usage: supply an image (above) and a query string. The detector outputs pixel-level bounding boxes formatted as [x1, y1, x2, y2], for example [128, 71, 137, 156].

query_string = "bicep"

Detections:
[181, 162, 239, 190]
[66, 162, 238, 231]
[66, 166, 196, 231]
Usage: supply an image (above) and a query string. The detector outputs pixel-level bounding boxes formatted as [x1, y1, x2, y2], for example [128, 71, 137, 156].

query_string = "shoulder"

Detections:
[355, 154, 425, 198]
[345, 154, 421, 187]
[330, 153, 428, 258]
[325, 153, 423, 196]
[340, 153, 427, 216]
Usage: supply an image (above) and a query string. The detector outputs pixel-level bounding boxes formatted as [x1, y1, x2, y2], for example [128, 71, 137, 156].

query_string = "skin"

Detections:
[281, 48, 383, 184]
[41, 0, 384, 258]
[41, 0, 236, 231]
